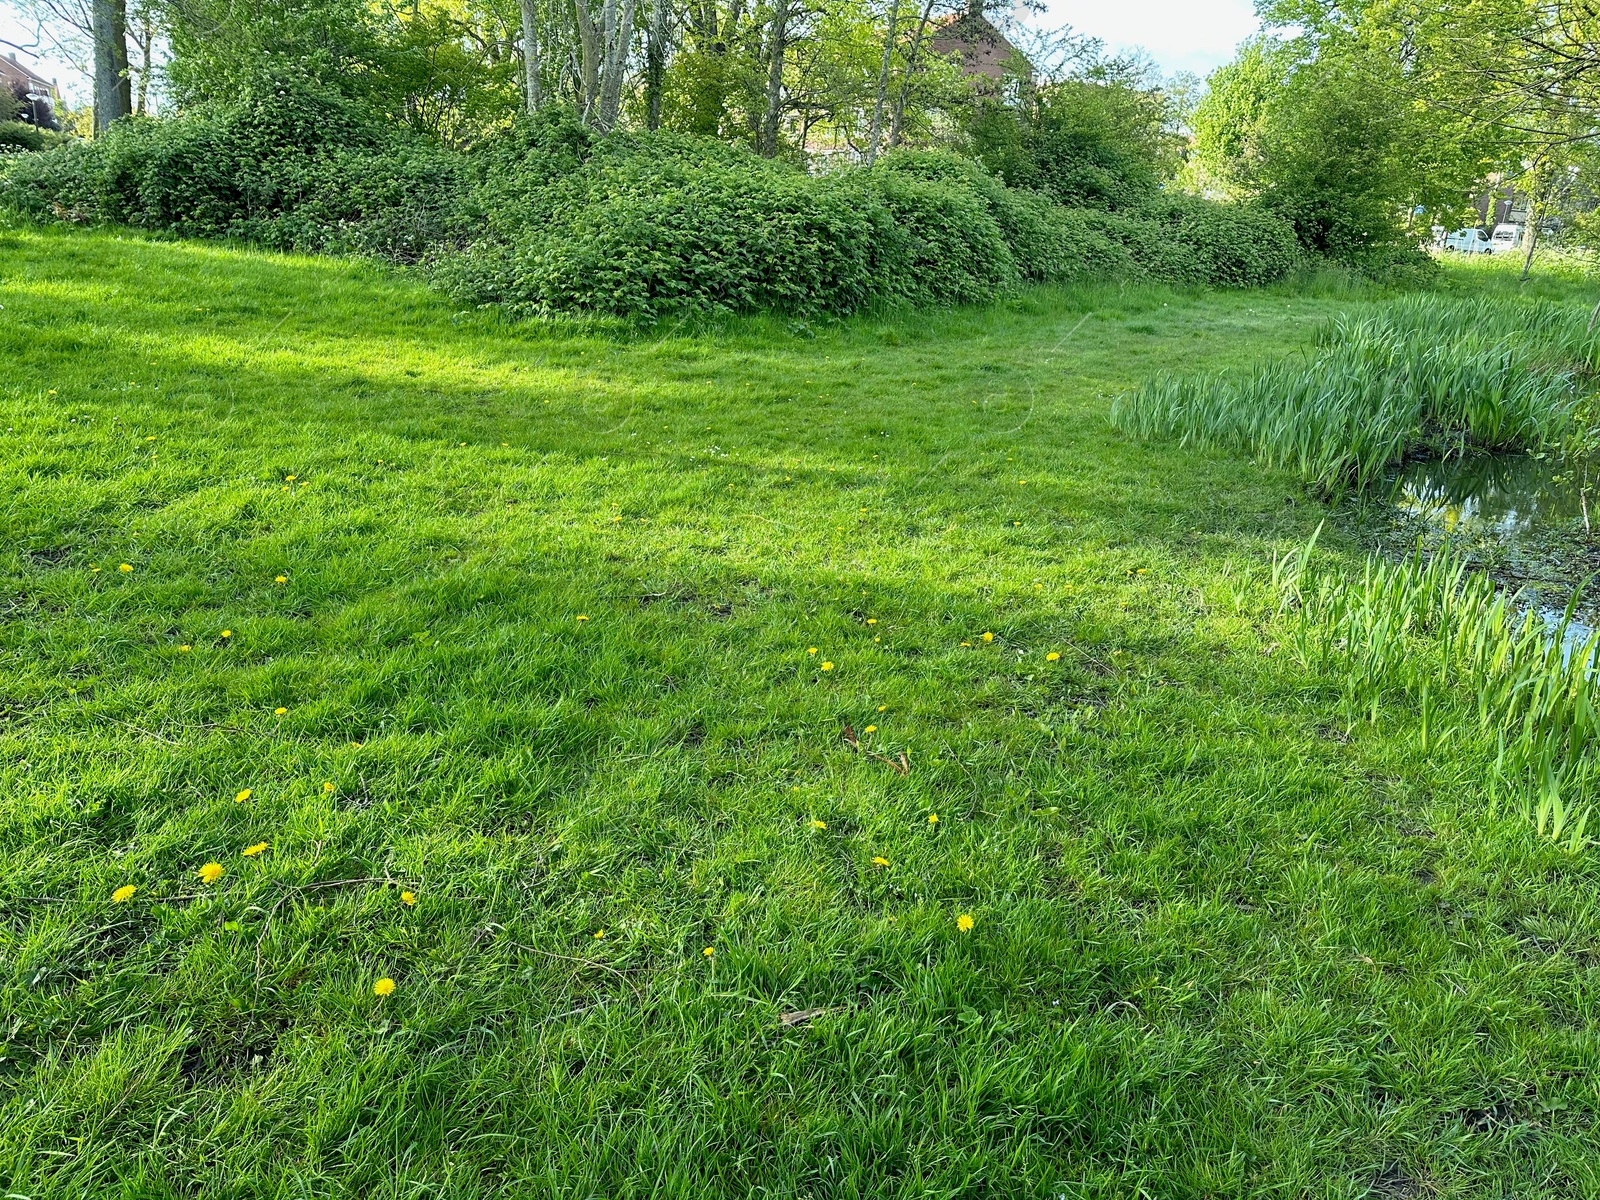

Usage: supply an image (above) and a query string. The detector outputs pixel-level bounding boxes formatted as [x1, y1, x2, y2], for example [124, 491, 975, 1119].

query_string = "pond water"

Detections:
[1378, 451, 1600, 654]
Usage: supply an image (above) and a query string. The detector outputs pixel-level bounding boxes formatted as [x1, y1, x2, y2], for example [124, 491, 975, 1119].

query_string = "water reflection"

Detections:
[1380, 451, 1598, 658]
[1385, 452, 1588, 539]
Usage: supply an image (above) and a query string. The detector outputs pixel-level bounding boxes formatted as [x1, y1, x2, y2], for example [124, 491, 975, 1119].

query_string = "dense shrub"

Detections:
[0, 80, 468, 259]
[1086, 194, 1302, 289]
[1, 87, 1304, 319]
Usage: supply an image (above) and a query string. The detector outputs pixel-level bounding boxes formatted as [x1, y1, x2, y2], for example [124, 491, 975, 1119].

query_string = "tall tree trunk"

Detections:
[759, 0, 790, 156]
[645, 0, 668, 128]
[91, 0, 131, 132]
[865, 0, 901, 165]
[888, 0, 937, 148]
[521, 0, 544, 112]
[573, 0, 601, 122]
[595, 0, 638, 130]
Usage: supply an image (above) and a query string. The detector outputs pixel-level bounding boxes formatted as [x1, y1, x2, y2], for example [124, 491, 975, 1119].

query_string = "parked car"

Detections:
[1444, 228, 1494, 253]
[1490, 223, 1523, 252]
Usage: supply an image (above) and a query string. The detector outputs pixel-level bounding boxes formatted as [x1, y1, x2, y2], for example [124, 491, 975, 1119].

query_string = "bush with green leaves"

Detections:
[1, 87, 1302, 320]
[0, 79, 468, 259]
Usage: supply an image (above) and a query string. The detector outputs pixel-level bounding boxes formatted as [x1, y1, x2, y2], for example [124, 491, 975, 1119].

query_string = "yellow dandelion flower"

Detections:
[871, 856, 889, 868]
[960, 641, 972, 647]
[118, 563, 133, 573]
[820, 661, 834, 671]
[220, 630, 232, 638]
[702, 946, 715, 958]
[178, 645, 192, 652]
[274, 707, 287, 716]
[198, 862, 225, 884]
[576, 614, 589, 622]
[242, 842, 269, 857]
[807, 647, 818, 655]
[373, 977, 396, 996]
[865, 725, 877, 733]
[956, 913, 975, 932]
[235, 789, 252, 803]
[982, 632, 994, 642]
[810, 819, 827, 830]
[927, 813, 939, 825]
[274, 575, 288, 584]
[400, 891, 417, 906]
[593, 928, 606, 939]
[866, 618, 877, 625]
[322, 782, 335, 794]
[112, 884, 137, 903]
[285, 475, 296, 481]
[877, 705, 887, 712]
[91, 566, 101, 573]
[1046, 652, 1061, 662]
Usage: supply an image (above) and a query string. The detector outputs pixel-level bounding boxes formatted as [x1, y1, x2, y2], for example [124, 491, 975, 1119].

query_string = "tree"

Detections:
[9, 0, 132, 128]
[1191, 35, 1498, 259]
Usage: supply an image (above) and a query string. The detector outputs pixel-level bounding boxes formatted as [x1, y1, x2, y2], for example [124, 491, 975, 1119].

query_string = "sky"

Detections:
[1042, 0, 1262, 77]
[2, 0, 1262, 110]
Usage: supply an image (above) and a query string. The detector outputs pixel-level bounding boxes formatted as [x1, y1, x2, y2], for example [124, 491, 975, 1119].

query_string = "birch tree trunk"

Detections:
[521, 0, 544, 112]
[595, 0, 638, 130]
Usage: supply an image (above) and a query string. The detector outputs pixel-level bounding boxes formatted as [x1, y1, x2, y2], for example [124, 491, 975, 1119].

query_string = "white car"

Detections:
[1443, 228, 1493, 253]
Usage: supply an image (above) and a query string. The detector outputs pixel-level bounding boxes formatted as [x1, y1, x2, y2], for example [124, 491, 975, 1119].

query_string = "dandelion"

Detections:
[865, 725, 877, 733]
[220, 630, 232, 638]
[866, 618, 877, 625]
[242, 842, 269, 858]
[91, 566, 101, 573]
[576, 614, 590, 622]
[820, 661, 834, 671]
[373, 977, 396, 997]
[274, 575, 287, 584]
[593, 929, 606, 939]
[118, 563, 133, 573]
[960, 641, 972, 647]
[178, 645, 192, 652]
[702, 946, 715, 958]
[927, 813, 939, 825]
[235, 788, 252, 803]
[400, 891, 417, 907]
[956, 913, 975, 932]
[871, 856, 889, 868]
[274, 707, 287, 716]
[285, 475, 296, 481]
[807, 647, 818, 655]
[112, 884, 137, 903]
[1046, 652, 1061, 661]
[982, 632, 994, 643]
[198, 862, 225, 884]
[809, 819, 827, 830]
[877, 705, 887, 712]
[322, 782, 335, 794]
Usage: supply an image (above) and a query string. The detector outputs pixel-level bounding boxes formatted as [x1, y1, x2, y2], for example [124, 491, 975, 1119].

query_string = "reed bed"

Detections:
[1275, 536, 1596, 848]
[1114, 295, 1600, 489]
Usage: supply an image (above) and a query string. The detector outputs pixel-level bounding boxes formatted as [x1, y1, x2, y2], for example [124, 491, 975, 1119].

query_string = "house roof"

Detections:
[928, 9, 1031, 82]
[1, 52, 57, 99]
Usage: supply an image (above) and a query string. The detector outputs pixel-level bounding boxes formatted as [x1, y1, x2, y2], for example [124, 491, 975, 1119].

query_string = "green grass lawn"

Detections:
[2, 226, 1598, 1198]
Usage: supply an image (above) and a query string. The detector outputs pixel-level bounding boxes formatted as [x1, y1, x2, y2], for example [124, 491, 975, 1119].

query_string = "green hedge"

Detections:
[0, 87, 1304, 320]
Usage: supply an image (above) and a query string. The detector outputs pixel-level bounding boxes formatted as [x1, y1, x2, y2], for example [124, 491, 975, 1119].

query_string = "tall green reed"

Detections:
[1114, 296, 1600, 490]
[1275, 533, 1596, 849]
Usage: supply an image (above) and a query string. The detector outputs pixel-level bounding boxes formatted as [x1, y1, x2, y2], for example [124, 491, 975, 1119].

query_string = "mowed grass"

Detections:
[1, 226, 1597, 1198]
